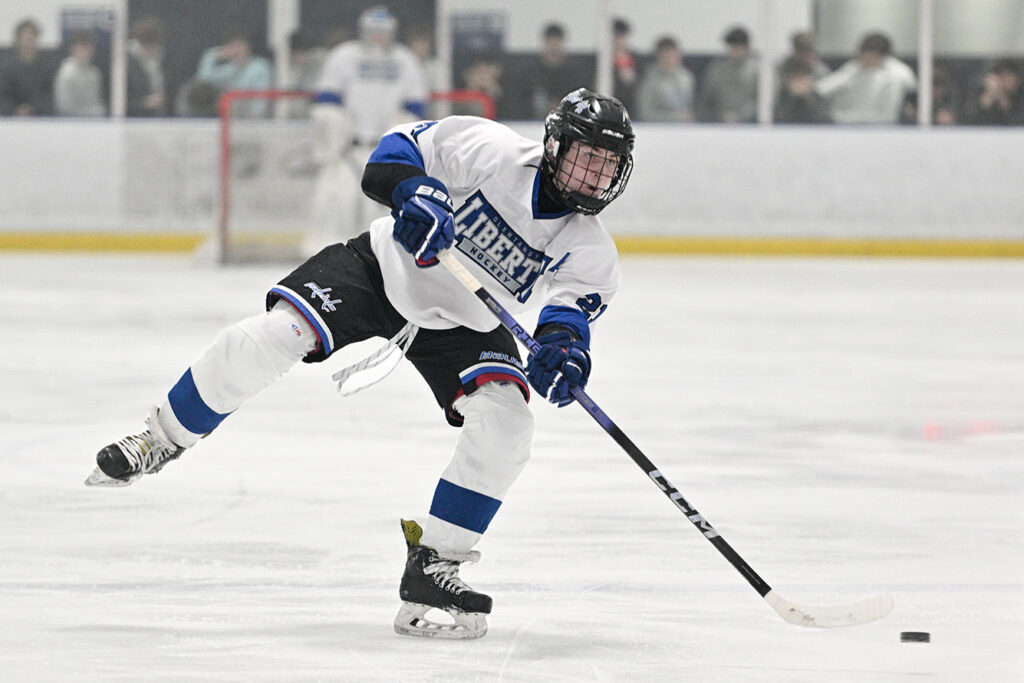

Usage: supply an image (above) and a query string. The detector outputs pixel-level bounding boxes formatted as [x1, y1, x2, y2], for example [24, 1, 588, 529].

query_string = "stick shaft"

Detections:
[437, 251, 773, 597]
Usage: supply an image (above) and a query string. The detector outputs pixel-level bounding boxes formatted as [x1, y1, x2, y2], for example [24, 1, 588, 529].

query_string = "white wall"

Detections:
[589, 124, 1024, 239]
[1, 119, 1022, 240]
[0, 119, 215, 232]
[0, 120, 122, 229]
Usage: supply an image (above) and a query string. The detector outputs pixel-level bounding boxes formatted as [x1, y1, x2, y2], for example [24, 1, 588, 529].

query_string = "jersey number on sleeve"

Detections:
[576, 293, 607, 323]
[410, 120, 438, 140]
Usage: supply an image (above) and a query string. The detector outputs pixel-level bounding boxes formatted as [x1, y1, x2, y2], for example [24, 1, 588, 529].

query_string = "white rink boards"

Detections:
[0, 252, 1021, 682]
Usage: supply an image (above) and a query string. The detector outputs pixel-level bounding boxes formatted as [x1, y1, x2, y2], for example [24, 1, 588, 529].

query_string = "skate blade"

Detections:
[393, 602, 488, 640]
[83, 466, 137, 488]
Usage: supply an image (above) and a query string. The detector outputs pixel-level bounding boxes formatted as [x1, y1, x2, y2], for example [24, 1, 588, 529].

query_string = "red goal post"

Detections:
[216, 89, 496, 264]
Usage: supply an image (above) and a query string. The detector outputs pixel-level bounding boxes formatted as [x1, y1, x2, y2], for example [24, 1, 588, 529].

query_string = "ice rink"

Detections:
[1, 252, 1021, 682]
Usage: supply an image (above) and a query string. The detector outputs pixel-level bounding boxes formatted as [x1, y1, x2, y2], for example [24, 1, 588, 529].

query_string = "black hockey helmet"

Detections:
[543, 88, 635, 215]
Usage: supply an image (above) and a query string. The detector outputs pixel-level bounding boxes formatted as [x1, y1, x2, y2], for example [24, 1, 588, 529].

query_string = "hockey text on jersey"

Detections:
[452, 191, 550, 302]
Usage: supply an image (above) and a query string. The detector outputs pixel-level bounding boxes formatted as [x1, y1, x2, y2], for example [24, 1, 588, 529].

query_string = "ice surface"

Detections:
[0, 253, 1021, 682]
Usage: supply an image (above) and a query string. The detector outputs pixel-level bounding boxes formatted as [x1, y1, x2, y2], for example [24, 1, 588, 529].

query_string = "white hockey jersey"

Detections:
[315, 41, 427, 144]
[368, 116, 620, 342]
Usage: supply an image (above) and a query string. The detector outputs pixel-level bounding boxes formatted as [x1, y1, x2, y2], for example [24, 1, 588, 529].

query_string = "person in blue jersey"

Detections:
[305, 6, 428, 253]
[87, 88, 635, 640]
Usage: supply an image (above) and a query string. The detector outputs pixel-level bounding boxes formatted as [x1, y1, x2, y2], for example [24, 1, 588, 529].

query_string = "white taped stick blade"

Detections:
[765, 589, 894, 628]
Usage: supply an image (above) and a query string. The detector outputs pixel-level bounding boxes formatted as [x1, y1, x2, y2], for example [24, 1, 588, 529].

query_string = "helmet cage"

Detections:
[543, 89, 635, 215]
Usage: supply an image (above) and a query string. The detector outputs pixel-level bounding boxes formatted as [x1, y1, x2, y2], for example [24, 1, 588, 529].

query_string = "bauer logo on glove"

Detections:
[391, 176, 456, 267]
[414, 184, 454, 210]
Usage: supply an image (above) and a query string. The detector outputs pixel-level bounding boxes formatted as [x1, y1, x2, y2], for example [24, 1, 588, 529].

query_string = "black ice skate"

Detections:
[394, 519, 492, 640]
[84, 407, 184, 487]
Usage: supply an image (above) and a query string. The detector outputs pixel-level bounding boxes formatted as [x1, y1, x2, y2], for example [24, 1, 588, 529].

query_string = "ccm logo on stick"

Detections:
[648, 469, 720, 538]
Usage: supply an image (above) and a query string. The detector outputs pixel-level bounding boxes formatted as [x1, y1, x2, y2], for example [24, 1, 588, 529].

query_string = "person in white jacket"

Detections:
[54, 31, 105, 117]
[815, 32, 916, 125]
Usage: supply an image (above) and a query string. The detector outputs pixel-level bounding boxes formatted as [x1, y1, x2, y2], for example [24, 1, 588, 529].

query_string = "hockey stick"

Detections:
[438, 250, 894, 628]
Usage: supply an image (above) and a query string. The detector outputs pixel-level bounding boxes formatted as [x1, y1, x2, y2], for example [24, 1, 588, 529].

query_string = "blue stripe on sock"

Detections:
[429, 479, 502, 535]
[167, 368, 230, 435]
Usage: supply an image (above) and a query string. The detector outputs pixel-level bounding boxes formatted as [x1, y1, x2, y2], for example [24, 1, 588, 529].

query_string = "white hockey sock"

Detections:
[158, 302, 318, 447]
[420, 382, 535, 555]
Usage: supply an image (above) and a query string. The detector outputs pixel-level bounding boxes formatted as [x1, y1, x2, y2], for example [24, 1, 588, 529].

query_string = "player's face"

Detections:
[554, 141, 621, 199]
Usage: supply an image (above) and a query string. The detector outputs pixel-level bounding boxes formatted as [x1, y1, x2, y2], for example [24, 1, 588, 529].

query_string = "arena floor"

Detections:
[1, 252, 1021, 682]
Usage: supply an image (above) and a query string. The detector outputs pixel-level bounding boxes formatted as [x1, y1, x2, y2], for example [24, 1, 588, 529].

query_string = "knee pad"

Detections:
[450, 382, 535, 489]
[236, 301, 319, 372]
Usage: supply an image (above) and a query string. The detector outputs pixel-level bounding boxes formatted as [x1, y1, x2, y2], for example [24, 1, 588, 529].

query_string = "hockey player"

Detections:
[305, 6, 428, 255]
[87, 88, 635, 640]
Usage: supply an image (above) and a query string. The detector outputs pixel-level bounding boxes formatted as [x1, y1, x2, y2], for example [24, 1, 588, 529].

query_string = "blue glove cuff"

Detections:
[534, 326, 589, 352]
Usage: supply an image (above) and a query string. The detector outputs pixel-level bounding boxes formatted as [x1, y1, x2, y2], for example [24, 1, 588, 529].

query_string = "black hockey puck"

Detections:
[900, 631, 930, 642]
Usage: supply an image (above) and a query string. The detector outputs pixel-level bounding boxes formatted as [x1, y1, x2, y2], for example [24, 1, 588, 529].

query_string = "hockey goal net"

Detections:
[216, 89, 496, 264]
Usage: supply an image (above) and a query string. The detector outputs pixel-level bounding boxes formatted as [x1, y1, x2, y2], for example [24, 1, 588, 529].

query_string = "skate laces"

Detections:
[116, 431, 169, 473]
[120, 409, 181, 474]
[424, 550, 482, 595]
[425, 558, 470, 594]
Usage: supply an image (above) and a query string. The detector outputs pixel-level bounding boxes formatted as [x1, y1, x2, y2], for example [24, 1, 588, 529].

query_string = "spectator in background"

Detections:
[126, 17, 166, 117]
[459, 52, 506, 118]
[964, 58, 1024, 126]
[406, 27, 440, 96]
[814, 32, 916, 125]
[281, 29, 325, 118]
[611, 18, 638, 112]
[778, 31, 829, 85]
[179, 30, 272, 117]
[524, 23, 589, 119]
[636, 36, 695, 122]
[178, 80, 220, 117]
[0, 19, 56, 116]
[899, 64, 958, 125]
[774, 60, 831, 124]
[696, 26, 758, 123]
[54, 30, 105, 117]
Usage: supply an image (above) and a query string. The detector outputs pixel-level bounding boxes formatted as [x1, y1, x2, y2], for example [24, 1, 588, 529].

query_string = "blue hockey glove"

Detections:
[526, 328, 591, 407]
[391, 176, 456, 267]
